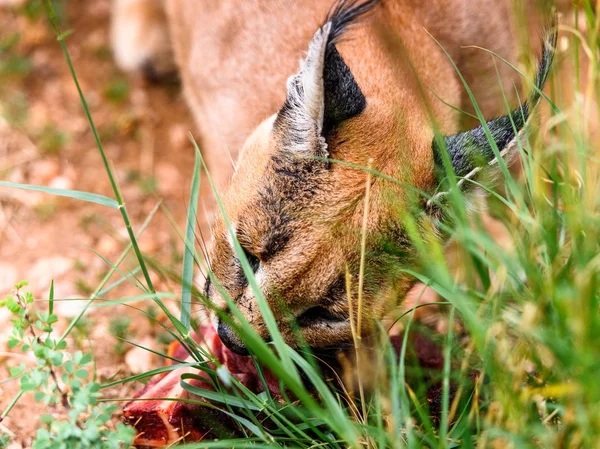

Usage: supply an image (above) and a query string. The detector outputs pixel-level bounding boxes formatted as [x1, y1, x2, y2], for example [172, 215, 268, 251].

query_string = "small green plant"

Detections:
[20, 0, 67, 24]
[0, 33, 33, 81]
[74, 278, 94, 296]
[0, 91, 29, 127]
[93, 44, 113, 61]
[37, 123, 69, 155]
[0, 282, 135, 449]
[108, 315, 132, 357]
[125, 170, 158, 195]
[103, 78, 130, 105]
[0, 434, 10, 448]
[71, 315, 93, 348]
[33, 199, 58, 221]
[0, 433, 11, 448]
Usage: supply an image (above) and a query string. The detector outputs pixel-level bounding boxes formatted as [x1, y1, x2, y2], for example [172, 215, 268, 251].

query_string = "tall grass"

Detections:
[2, 1, 598, 448]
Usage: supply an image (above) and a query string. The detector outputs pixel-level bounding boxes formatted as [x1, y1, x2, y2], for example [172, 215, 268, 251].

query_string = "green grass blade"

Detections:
[220, 410, 278, 444]
[90, 292, 177, 308]
[48, 280, 54, 315]
[0, 181, 119, 208]
[180, 373, 264, 411]
[181, 146, 202, 329]
[439, 306, 456, 449]
[95, 267, 142, 297]
[285, 348, 359, 445]
[177, 440, 274, 449]
[101, 362, 201, 389]
[0, 390, 24, 420]
[88, 246, 147, 293]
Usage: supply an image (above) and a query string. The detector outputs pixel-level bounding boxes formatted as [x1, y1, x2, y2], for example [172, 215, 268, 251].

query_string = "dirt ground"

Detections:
[0, 1, 210, 446]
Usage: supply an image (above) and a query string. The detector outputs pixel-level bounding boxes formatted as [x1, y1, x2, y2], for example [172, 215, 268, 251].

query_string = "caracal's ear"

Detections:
[429, 20, 558, 208]
[273, 0, 379, 157]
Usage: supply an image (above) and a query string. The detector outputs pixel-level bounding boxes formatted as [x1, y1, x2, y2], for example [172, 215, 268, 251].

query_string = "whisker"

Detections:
[193, 227, 210, 268]
[198, 200, 214, 270]
[191, 232, 209, 282]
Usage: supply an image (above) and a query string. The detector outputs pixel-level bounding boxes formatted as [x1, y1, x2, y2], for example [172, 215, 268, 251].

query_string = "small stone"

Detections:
[0, 262, 19, 294]
[96, 235, 119, 255]
[91, 322, 108, 341]
[139, 236, 158, 254]
[125, 337, 159, 374]
[121, 184, 143, 203]
[155, 162, 181, 196]
[14, 191, 45, 208]
[86, 1, 110, 18]
[169, 124, 189, 149]
[62, 165, 78, 183]
[28, 101, 50, 130]
[29, 159, 59, 185]
[52, 281, 87, 318]
[0, 0, 27, 7]
[85, 29, 106, 50]
[6, 167, 25, 184]
[130, 88, 149, 109]
[49, 175, 73, 190]
[28, 256, 72, 292]
[0, 307, 11, 328]
[18, 17, 50, 48]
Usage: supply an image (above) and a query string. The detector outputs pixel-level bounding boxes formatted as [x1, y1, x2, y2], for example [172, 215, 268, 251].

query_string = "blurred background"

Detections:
[0, 1, 205, 443]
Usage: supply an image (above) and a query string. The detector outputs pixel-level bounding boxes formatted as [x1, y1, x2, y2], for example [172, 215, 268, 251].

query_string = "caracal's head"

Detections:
[204, 0, 556, 355]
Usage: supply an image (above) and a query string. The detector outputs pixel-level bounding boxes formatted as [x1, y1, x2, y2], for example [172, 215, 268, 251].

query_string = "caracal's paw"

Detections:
[110, 0, 177, 82]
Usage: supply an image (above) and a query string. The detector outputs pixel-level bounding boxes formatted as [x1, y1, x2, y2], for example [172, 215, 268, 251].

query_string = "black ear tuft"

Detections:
[323, 46, 367, 134]
[431, 19, 557, 195]
[274, 0, 379, 154]
[433, 103, 529, 178]
[319, 0, 380, 135]
[326, 0, 380, 44]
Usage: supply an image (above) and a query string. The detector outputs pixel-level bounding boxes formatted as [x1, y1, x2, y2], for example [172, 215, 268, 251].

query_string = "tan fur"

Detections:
[112, 0, 556, 351]
[162, 0, 545, 188]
